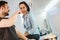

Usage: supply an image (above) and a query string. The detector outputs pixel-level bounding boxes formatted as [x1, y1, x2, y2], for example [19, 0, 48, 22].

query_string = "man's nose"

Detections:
[8, 9, 10, 12]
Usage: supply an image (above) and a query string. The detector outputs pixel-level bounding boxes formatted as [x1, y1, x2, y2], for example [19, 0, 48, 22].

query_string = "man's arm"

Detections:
[0, 10, 20, 28]
[15, 28, 28, 40]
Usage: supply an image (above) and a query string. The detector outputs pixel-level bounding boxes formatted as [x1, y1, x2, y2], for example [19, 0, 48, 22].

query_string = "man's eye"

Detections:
[23, 7, 25, 8]
[20, 8, 22, 9]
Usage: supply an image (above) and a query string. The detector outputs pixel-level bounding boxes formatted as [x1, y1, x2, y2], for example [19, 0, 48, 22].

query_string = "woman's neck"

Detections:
[23, 12, 28, 16]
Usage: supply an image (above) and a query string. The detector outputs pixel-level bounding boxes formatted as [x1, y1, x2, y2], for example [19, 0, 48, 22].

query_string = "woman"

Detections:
[19, 1, 40, 40]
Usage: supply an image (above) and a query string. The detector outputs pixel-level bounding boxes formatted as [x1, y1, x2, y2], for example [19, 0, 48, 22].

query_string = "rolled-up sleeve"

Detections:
[28, 13, 40, 34]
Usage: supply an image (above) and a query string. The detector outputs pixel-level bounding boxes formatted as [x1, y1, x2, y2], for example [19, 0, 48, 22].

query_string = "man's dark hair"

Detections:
[0, 1, 8, 7]
[19, 1, 30, 12]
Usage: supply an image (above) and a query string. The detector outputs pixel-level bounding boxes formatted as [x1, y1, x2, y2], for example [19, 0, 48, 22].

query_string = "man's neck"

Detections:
[0, 14, 5, 18]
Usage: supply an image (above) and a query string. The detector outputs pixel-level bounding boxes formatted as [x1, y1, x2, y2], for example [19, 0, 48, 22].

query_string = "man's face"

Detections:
[2, 4, 10, 16]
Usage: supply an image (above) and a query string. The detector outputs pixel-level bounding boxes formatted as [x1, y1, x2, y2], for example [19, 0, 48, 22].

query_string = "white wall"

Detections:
[48, 6, 60, 40]
[32, 0, 60, 40]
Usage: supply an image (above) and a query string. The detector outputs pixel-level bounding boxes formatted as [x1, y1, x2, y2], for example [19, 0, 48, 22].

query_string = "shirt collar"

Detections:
[23, 12, 29, 18]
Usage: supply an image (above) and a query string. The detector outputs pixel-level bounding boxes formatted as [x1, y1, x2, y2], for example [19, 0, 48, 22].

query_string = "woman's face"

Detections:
[19, 4, 28, 15]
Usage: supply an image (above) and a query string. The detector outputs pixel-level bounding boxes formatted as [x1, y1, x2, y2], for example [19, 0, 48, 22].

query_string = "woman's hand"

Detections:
[24, 32, 29, 36]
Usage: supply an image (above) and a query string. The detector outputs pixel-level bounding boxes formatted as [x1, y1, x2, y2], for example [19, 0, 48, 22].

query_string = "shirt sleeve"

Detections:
[28, 13, 40, 34]
[0, 19, 14, 28]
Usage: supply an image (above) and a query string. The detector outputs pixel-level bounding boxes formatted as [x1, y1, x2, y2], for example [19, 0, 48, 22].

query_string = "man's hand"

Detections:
[14, 10, 22, 14]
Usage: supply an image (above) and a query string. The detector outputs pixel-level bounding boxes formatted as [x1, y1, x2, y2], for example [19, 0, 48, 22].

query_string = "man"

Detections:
[0, 1, 27, 40]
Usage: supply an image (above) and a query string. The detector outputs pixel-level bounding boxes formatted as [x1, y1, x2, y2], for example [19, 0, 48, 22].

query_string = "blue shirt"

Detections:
[23, 12, 40, 34]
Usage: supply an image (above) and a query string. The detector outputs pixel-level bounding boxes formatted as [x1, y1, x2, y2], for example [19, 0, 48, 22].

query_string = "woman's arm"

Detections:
[15, 28, 28, 40]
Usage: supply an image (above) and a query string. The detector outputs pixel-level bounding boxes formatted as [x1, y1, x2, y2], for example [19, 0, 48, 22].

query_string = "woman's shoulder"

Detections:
[28, 12, 34, 17]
